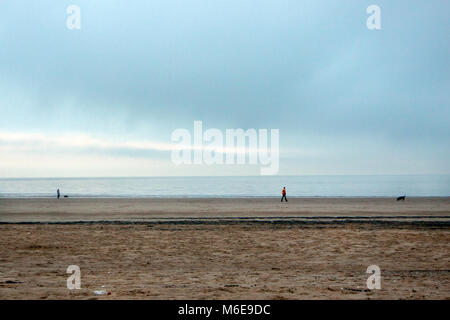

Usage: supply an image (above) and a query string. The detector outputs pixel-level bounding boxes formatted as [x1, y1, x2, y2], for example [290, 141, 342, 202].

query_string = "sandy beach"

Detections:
[0, 197, 449, 299]
[1, 197, 449, 222]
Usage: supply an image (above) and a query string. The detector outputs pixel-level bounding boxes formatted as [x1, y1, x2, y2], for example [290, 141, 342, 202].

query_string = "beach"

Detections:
[1, 197, 449, 222]
[0, 197, 449, 299]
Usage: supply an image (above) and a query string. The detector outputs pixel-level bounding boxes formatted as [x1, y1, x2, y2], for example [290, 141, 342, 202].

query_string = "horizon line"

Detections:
[1, 173, 449, 180]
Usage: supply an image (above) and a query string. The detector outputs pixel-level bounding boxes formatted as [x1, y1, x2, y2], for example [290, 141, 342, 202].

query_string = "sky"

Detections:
[0, 0, 449, 177]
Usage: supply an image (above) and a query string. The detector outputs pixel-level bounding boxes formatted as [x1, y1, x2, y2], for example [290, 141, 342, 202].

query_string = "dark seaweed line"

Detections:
[0, 218, 449, 228]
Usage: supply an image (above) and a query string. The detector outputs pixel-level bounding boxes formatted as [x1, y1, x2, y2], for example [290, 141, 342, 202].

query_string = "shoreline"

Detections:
[1, 196, 449, 199]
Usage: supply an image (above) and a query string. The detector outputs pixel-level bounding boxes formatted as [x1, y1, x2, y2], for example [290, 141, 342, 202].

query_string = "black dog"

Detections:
[396, 195, 406, 201]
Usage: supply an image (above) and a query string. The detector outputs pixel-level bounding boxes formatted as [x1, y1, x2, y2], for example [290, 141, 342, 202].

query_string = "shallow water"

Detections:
[0, 175, 448, 198]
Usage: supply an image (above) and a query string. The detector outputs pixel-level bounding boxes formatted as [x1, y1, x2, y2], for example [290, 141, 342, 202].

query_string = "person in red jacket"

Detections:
[281, 187, 287, 202]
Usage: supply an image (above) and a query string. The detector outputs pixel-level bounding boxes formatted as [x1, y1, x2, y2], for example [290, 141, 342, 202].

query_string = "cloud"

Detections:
[0, 1, 448, 176]
[0, 132, 174, 152]
[0, 130, 288, 156]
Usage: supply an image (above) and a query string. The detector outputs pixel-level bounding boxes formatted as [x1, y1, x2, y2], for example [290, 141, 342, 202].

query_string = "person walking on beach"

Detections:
[281, 187, 287, 202]
[57, 188, 60, 200]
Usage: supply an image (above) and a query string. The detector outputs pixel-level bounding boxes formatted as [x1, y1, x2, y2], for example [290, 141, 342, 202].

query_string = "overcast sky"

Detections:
[0, 0, 449, 177]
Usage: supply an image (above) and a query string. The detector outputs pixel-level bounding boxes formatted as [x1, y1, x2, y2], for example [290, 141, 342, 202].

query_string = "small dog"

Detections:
[64, 195, 69, 198]
[396, 195, 406, 201]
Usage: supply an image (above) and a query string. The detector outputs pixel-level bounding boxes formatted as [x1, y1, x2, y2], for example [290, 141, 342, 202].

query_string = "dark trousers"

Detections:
[281, 195, 287, 202]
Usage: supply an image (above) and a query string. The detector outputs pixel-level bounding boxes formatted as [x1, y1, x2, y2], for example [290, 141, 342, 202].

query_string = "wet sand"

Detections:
[0, 197, 449, 222]
[0, 198, 449, 299]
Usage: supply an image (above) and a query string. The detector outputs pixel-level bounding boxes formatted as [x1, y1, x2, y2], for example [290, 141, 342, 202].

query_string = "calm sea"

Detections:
[0, 175, 448, 198]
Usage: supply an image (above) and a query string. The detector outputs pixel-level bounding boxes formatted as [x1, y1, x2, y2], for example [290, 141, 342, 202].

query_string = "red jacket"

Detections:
[282, 189, 286, 195]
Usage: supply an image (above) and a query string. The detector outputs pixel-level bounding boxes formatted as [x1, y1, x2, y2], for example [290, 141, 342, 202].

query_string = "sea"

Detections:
[0, 175, 448, 198]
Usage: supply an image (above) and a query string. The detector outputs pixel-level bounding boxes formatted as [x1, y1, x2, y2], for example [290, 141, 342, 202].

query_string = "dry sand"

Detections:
[0, 197, 449, 299]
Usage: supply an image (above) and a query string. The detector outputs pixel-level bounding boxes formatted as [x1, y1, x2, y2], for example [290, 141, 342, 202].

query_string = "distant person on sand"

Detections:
[281, 187, 287, 202]
[57, 188, 60, 200]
